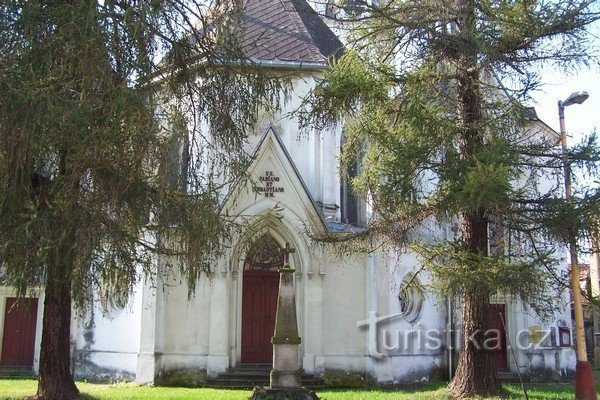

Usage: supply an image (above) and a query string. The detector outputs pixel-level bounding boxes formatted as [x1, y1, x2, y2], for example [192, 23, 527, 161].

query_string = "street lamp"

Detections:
[559, 91, 597, 400]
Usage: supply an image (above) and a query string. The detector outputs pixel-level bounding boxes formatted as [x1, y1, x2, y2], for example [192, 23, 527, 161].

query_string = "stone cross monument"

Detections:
[250, 242, 318, 400]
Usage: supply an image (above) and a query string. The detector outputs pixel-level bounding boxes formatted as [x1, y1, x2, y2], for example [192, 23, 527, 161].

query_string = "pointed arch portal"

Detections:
[240, 235, 283, 364]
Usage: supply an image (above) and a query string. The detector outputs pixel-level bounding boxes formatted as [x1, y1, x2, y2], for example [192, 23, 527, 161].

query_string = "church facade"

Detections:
[0, 0, 576, 386]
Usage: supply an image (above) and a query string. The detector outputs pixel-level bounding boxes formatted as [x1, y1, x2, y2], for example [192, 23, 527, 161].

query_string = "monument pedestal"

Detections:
[248, 263, 319, 400]
[271, 341, 301, 387]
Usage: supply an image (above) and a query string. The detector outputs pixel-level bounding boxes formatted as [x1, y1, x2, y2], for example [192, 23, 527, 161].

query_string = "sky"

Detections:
[526, 20, 599, 260]
[529, 21, 600, 157]
[529, 37, 600, 210]
[531, 67, 599, 144]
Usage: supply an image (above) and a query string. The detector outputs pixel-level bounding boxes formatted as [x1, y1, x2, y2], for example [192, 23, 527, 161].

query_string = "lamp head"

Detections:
[562, 91, 589, 107]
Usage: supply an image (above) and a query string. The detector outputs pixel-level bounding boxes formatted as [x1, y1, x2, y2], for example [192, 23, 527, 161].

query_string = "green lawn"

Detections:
[0, 379, 582, 400]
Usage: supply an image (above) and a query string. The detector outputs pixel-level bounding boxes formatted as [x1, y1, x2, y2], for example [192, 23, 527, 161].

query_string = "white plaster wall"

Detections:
[244, 73, 341, 217]
[302, 269, 325, 373]
[367, 248, 449, 383]
[320, 251, 367, 370]
[159, 268, 212, 371]
[505, 295, 576, 378]
[73, 279, 143, 377]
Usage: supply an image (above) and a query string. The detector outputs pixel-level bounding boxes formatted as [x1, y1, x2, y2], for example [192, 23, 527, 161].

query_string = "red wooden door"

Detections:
[1, 298, 38, 366]
[489, 303, 508, 370]
[241, 270, 279, 363]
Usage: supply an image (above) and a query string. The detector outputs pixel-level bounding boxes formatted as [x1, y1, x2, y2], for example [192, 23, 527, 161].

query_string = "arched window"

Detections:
[98, 277, 129, 316]
[398, 274, 424, 323]
[244, 235, 284, 271]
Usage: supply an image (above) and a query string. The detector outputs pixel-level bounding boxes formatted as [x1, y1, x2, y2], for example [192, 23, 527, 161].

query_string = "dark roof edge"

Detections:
[493, 72, 560, 140]
[147, 57, 330, 84]
[250, 59, 330, 70]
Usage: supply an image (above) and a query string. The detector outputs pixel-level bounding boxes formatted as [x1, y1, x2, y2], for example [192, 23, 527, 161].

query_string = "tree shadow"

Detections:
[80, 395, 101, 400]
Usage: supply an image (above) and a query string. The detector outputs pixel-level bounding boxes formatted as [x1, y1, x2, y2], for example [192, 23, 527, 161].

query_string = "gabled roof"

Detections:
[241, 0, 343, 64]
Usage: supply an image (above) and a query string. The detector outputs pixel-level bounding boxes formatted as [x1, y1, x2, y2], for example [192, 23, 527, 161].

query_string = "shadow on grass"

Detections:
[79, 395, 101, 400]
[320, 381, 577, 400]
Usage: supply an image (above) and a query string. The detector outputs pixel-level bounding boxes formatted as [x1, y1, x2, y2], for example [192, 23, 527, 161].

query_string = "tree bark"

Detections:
[449, 286, 501, 398]
[34, 262, 79, 400]
[447, 0, 504, 395]
[449, 213, 502, 398]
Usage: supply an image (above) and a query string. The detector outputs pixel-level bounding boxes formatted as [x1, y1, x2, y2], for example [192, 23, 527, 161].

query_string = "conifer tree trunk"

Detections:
[450, 286, 501, 397]
[35, 261, 79, 400]
[448, 0, 503, 396]
[449, 214, 502, 398]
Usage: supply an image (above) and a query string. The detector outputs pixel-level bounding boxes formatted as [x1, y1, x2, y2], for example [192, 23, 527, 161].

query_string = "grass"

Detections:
[0, 379, 583, 400]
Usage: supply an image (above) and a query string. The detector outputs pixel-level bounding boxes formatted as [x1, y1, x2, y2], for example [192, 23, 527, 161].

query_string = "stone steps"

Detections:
[0, 366, 36, 379]
[498, 371, 528, 384]
[206, 365, 325, 390]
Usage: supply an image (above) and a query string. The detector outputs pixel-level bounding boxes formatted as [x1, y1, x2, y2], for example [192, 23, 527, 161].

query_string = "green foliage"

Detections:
[0, 1, 283, 305]
[414, 243, 561, 319]
[460, 159, 511, 211]
[301, 0, 600, 313]
[308, 52, 393, 130]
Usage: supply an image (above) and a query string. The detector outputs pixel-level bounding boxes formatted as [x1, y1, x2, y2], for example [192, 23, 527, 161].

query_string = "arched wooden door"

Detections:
[241, 236, 282, 364]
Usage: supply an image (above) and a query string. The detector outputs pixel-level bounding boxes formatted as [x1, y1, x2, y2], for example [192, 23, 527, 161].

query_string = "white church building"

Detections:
[0, 0, 577, 387]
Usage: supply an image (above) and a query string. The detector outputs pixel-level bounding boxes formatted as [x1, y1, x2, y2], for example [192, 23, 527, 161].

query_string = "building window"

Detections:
[98, 277, 129, 316]
[340, 136, 360, 225]
[340, 163, 359, 225]
[244, 235, 284, 272]
[325, 0, 336, 18]
[398, 274, 424, 323]
[558, 326, 572, 347]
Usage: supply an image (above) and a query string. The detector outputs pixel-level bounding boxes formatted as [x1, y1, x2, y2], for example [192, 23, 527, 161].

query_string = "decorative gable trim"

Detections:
[222, 125, 327, 233]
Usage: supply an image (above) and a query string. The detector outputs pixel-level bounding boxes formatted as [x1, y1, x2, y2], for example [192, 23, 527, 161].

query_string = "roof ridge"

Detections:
[289, 0, 330, 60]
[280, 0, 320, 60]
[240, 0, 343, 64]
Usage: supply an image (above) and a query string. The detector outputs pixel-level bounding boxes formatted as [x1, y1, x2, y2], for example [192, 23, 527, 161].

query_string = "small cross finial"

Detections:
[282, 242, 296, 265]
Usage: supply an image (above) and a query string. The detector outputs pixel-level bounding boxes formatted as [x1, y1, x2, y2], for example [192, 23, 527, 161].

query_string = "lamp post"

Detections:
[558, 91, 597, 400]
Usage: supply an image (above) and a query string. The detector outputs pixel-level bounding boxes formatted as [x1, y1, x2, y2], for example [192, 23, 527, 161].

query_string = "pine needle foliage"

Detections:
[0, 2, 284, 397]
[301, 0, 599, 397]
[0, 0, 283, 304]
